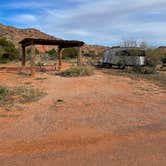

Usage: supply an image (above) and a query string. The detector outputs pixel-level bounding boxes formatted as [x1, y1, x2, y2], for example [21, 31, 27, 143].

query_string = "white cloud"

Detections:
[36, 0, 166, 45]
[4, 0, 166, 46]
[0, 1, 53, 9]
[11, 14, 37, 23]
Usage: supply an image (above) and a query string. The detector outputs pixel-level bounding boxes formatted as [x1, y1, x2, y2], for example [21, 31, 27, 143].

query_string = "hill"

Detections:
[0, 23, 108, 55]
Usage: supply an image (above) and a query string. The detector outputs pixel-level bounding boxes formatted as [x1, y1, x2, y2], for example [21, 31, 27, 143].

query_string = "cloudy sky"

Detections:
[0, 0, 166, 46]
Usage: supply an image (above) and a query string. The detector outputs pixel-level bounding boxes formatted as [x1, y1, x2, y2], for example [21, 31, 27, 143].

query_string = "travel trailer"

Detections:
[103, 47, 146, 68]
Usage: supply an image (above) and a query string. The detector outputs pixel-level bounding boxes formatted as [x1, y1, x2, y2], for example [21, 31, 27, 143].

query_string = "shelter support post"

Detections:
[77, 47, 82, 65]
[58, 46, 63, 70]
[21, 46, 26, 66]
[30, 44, 36, 76]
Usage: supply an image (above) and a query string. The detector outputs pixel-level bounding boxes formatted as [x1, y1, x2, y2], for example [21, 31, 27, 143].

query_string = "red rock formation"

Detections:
[0, 23, 109, 55]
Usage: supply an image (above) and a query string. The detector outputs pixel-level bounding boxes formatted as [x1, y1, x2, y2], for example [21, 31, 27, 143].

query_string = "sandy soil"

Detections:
[0, 66, 166, 166]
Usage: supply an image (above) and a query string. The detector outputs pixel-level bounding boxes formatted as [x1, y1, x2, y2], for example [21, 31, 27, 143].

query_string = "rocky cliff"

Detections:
[0, 23, 108, 55]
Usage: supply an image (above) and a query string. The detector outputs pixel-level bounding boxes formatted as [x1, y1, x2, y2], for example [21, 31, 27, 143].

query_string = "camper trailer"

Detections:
[103, 47, 146, 68]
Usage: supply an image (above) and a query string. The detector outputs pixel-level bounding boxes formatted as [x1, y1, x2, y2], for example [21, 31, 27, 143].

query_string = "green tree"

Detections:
[0, 37, 19, 63]
[62, 48, 78, 59]
[140, 41, 148, 49]
[46, 48, 58, 60]
[146, 48, 166, 67]
[26, 47, 39, 55]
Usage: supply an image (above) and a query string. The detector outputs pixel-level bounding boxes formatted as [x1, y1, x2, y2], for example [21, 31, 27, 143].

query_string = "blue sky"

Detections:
[0, 0, 166, 46]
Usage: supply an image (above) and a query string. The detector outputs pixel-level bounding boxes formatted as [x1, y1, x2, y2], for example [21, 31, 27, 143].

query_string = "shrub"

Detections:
[26, 47, 40, 61]
[36, 61, 44, 66]
[83, 51, 97, 58]
[125, 66, 155, 74]
[161, 56, 166, 66]
[135, 66, 155, 74]
[116, 61, 123, 67]
[46, 48, 58, 60]
[0, 38, 19, 63]
[62, 48, 78, 59]
[60, 66, 94, 77]
[146, 48, 166, 67]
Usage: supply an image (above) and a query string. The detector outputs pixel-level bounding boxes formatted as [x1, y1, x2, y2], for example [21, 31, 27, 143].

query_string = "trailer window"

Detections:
[115, 49, 145, 57]
[116, 50, 129, 56]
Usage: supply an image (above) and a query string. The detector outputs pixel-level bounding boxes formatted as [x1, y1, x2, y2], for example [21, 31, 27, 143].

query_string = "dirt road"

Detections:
[0, 69, 165, 166]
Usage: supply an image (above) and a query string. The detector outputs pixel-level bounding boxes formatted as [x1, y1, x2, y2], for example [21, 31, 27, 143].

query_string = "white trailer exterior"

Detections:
[103, 47, 146, 67]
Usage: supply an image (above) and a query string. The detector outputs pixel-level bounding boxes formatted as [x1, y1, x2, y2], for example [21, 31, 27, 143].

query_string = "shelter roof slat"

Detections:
[19, 38, 84, 48]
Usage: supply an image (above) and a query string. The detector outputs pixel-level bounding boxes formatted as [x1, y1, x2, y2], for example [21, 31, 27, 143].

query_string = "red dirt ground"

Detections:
[0, 65, 166, 166]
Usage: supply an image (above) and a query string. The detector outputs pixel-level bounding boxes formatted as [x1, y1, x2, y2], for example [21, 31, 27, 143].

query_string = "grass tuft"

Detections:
[59, 66, 94, 77]
[14, 86, 46, 103]
[0, 85, 46, 107]
[124, 66, 156, 74]
[103, 69, 166, 90]
[0, 86, 11, 105]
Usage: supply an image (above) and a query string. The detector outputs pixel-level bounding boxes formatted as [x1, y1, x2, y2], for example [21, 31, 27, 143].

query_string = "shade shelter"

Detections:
[19, 38, 84, 76]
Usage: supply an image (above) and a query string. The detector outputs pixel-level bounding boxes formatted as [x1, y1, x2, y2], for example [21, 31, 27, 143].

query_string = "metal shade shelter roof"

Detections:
[19, 37, 84, 75]
[19, 38, 84, 48]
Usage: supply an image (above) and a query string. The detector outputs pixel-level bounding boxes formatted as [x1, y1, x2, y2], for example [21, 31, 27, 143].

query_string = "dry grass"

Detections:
[102, 69, 166, 90]
[0, 114, 20, 118]
[0, 85, 46, 108]
[59, 66, 94, 77]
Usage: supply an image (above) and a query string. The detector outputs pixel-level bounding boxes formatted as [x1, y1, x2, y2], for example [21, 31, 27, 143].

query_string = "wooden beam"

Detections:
[58, 46, 63, 70]
[21, 46, 26, 66]
[30, 44, 36, 76]
[77, 47, 82, 65]
[22, 41, 33, 48]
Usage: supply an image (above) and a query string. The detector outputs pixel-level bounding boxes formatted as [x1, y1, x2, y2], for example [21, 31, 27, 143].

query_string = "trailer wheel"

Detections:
[109, 64, 112, 68]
